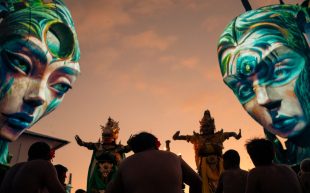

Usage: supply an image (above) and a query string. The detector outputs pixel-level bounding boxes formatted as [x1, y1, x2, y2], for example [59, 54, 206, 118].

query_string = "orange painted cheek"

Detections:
[280, 79, 297, 98]
[284, 89, 297, 98]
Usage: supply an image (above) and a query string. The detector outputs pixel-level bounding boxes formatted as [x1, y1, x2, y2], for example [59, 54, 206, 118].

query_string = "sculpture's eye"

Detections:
[273, 66, 288, 82]
[238, 84, 254, 99]
[2, 49, 31, 75]
[271, 59, 297, 86]
[51, 82, 72, 96]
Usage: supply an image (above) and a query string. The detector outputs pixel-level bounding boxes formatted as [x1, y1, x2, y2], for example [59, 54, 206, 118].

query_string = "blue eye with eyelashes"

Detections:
[271, 57, 304, 87]
[273, 65, 288, 83]
[1, 49, 31, 75]
[235, 82, 255, 104]
[51, 83, 72, 96]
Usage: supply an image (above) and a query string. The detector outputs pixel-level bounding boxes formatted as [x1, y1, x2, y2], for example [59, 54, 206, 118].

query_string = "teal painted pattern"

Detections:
[217, 4, 310, 165]
[0, 140, 8, 165]
[218, 5, 310, 106]
[0, 77, 14, 101]
[0, 0, 80, 61]
[45, 98, 61, 115]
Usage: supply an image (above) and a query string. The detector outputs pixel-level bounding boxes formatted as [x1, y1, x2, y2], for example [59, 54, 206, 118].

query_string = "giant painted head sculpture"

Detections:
[217, 4, 310, 143]
[0, 0, 80, 142]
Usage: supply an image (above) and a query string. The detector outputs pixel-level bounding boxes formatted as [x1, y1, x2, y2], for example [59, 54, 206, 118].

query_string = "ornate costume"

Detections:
[75, 117, 130, 193]
[173, 110, 241, 193]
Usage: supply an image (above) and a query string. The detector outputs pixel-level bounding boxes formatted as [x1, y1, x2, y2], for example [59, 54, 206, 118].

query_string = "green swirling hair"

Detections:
[217, 4, 310, 120]
[0, 0, 80, 61]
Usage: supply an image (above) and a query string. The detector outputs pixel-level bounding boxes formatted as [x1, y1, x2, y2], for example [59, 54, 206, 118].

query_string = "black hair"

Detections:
[127, 132, 158, 153]
[246, 138, 275, 166]
[54, 164, 68, 184]
[28, 141, 51, 161]
[54, 164, 68, 174]
[223, 149, 240, 169]
[300, 158, 310, 172]
[75, 189, 86, 193]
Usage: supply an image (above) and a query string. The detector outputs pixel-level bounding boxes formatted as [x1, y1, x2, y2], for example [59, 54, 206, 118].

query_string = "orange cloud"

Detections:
[129, 0, 176, 16]
[169, 57, 200, 71]
[251, 0, 281, 8]
[180, 57, 200, 69]
[201, 15, 228, 32]
[127, 0, 210, 16]
[202, 65, 223, 81]
[159, 56, 177, 64]
[70, 1, 133, 31]
[121, 30, 177, 50]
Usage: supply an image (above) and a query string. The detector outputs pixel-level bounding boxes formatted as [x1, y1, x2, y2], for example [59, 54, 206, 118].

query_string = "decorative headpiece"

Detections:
[0, 0, 80, 61]
[100, 117, 120, 140]
[199, 110, 215, 133]
[0, 0, 54, 11]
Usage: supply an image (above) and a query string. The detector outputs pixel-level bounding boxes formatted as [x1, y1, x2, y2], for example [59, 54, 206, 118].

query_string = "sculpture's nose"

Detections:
[23, 79, 46, 109]
[254, 85, 281, 111]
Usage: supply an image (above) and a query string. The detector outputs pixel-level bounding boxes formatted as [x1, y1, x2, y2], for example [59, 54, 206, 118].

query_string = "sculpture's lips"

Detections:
[2, 112, 34, 130]
[272, 115, 298, 133]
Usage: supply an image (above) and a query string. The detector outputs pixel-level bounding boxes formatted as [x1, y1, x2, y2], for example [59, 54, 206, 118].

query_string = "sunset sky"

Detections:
[24, 0, 304, 191]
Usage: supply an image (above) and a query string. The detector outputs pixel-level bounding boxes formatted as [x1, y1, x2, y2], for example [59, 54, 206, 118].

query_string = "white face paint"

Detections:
[0, 35, 79, 141]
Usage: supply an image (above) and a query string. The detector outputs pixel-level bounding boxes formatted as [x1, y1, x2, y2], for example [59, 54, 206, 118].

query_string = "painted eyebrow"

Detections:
[55, 66, 79, 76]
[17, 40, 78, 66]
[16, 40, 48, 65]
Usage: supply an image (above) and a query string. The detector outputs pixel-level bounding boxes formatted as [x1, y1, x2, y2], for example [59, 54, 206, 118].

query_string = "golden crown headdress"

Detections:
[100, 117, 120, 134]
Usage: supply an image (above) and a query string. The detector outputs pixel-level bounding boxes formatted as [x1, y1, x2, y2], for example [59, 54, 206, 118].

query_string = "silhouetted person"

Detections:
[245, 138, 302, 193]
[299, 158, 310, 193]
[0, 142, 66, 193]
[55, 164, 68, 188]
[55, 164, 72, 192]
[215, 149, 248, 193]
[75, 189, 86, 193]
[106, 132, 202, 193]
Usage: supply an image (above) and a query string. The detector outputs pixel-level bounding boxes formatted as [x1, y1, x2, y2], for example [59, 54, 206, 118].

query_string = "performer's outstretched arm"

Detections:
[74, 135, 96, 150]
[223, 129, 242, 140]
[173, 131, 192, 142]
[118, 145, 131, 154]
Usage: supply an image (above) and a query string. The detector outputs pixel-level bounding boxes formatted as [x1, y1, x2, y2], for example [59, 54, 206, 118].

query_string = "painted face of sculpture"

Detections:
[0, 0, 80, 141]
[218, 5, 310, 139]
